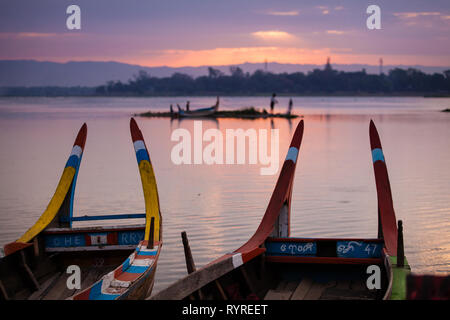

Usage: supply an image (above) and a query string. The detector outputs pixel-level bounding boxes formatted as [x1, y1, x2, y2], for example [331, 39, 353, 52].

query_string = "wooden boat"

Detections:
[177, 97, 219, 118]
[151, 120, 410, 300]
[0, 118, 162, 300]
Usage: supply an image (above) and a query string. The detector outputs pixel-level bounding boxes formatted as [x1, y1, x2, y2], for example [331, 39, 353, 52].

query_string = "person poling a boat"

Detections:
[270, 93, 278, 113]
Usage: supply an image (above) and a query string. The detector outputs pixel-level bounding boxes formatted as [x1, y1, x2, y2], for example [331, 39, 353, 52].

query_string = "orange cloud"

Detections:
[251, 30, 295, 40]
[394, 12, 441, 19]
[266, 10, 299, 16]
[326, 30, 345, 35]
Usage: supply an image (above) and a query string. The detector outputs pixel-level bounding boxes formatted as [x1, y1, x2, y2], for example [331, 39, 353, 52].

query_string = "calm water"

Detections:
[0, 96, 449, 295]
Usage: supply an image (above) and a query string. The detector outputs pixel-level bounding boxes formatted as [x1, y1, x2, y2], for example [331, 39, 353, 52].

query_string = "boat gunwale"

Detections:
[43, 224, 145, 234]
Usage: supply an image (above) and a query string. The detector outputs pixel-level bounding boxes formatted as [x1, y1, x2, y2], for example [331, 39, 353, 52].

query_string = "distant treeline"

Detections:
[96, 64, 450, 96]
[0, 86, 94, 97]
[2, 64, 450, 96]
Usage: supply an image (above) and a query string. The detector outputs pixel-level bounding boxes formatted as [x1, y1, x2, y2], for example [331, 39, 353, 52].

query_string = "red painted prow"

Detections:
[130, 117, 145, 143]
[74, 123, 87, 150]
[235, 120, 304, 255]
[369, 120, 398, 256]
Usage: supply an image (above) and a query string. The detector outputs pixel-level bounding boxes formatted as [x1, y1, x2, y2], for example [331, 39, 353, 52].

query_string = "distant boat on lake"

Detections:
[177, 97, 219, 118]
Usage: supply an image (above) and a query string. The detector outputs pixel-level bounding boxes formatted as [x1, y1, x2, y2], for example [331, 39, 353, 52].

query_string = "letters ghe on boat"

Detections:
[171, 121, 279, 175]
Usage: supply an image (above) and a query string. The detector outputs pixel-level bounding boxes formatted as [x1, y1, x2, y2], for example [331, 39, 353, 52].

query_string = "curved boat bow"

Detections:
[71, 118, 162, 300]
[370, 120, 410, 300]
[1, 119, 162, 300]
[3, 123, 87, 256]
[152, 120, 408, 301]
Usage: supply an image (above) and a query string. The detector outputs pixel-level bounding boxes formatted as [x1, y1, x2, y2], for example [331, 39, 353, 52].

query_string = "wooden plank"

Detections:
[397, 220, 405, 267]
[44, 224, 145, 234]
[264, 281, 298, 300]
[320, 279, 377, 300]
[304, 282, 326, 300]
[181, 231, 197, 274]
[350, 279, 367, 291]
[41, 273, 73, 300]
[304, 281, 335, 300]
[45, 245, 137, 252]
[264, 290, 291, 300]
[291, 278, 313, 300]
[20, 251, 40, 291]
[336, 279, 351, 290]
[214, 280, 227, 300]
[181, 231, 203, 300]
[0, 279, 10, 300]
[240, 265, 258, 296]
[33, 238, 40, 257]
[28, 273, 61, 300]
[150, 253, 235, 300]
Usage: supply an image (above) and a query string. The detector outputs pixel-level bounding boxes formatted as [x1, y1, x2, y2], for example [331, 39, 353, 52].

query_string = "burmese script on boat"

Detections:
[182, 304, 268, 317]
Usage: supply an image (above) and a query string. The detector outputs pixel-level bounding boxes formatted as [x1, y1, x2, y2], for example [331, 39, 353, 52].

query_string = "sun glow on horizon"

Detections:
[118, 46, 450, 68]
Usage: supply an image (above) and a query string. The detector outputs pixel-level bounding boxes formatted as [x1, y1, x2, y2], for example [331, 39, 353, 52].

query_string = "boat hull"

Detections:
[0, 225, 145, 300]
[150, 120, 408, 301]
[0, 118, 163, 300]
[178, 104, 219, 118]
[151, 237, 389, 300]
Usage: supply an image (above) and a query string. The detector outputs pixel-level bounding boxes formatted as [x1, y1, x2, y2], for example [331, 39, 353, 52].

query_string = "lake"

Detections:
[0, 96, 449, 295]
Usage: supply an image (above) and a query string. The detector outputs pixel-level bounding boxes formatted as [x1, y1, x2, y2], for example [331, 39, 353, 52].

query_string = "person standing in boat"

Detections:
[186, 101, 190, 111]
[270, 93, 278, 114]
[287, 98, 293, 115]
[170, 104, 174, 115]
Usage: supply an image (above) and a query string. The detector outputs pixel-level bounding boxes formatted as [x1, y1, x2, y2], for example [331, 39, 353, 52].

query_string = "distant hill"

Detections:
[0, 60, 448, 87]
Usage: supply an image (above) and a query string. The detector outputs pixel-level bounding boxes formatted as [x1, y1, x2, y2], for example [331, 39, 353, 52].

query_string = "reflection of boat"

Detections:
[177, 97, 219, 118]
[152, 120, 410, 301]
[171, 116, 219, 127]
[1, 118, 162, 300]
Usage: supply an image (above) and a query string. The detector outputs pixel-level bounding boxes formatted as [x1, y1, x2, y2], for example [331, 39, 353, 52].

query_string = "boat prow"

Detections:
[151, 119, 409, 301]
[4, 123, 87, 256]
[0, 119, 162, 300]
[70, 118, 162, 300]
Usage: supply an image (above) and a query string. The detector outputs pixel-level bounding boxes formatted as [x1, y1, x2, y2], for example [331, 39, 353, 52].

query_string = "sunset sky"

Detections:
[1, 0, 449, 67]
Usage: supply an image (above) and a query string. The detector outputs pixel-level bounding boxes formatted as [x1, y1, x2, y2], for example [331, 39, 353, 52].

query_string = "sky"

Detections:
[0, 0, 449, 67]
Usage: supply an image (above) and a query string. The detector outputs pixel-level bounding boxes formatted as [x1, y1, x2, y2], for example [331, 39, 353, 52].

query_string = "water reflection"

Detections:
[0, 97, 449, 294]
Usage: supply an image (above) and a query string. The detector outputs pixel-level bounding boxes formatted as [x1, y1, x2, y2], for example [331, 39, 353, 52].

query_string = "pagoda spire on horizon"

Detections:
[325, 57, 332, 71]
